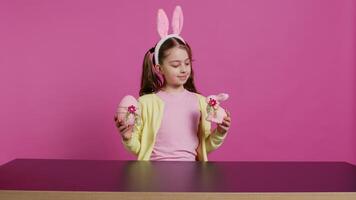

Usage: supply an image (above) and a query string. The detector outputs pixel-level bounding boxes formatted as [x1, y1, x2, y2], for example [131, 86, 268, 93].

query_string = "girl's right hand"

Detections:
[114, 115, 133, 140]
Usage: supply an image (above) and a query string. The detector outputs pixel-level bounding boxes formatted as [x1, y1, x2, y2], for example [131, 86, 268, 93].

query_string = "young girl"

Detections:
[114, 6, 231, 161]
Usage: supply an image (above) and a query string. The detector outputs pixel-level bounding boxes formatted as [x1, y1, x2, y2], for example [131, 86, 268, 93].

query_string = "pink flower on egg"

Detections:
[128, 105, 136, 113]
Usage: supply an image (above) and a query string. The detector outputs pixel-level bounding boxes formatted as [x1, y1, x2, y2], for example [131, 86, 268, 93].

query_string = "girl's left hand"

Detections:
[217, 109, 231, 135]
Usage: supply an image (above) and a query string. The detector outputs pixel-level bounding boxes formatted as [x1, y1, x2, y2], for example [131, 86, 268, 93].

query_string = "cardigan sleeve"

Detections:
[199, 94, 228, 153]
[121, 98, 144, 155]
[205, 127, 228, 153]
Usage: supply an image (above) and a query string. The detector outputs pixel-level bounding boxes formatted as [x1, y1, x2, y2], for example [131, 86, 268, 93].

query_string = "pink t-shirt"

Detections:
[150, 89, 201, 161]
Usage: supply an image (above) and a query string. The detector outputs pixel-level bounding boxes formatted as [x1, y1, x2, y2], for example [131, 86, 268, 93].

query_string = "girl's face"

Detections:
[156, 47, 191, 88]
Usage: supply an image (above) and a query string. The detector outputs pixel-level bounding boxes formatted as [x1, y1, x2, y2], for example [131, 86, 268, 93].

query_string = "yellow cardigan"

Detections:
[121, 92, 228, 161]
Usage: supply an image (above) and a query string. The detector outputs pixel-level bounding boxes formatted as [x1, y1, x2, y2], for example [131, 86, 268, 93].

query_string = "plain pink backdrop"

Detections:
[0, 0, 355, 165]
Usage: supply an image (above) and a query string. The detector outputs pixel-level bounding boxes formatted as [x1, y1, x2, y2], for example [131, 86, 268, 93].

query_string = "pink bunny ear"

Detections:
[157, 9, 169, 38]
[172, 5, 184, 35]
[216, 93, 229, 101]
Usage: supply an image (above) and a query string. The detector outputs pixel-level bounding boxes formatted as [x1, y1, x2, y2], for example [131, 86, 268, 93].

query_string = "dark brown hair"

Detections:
[139, 37, 199, 96]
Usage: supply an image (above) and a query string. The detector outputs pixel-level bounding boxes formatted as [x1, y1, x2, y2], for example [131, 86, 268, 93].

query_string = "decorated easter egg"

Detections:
[117, 95, 139, 125]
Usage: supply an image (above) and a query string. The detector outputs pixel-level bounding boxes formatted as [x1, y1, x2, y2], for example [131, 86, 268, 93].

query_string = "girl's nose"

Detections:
[180, 65, 188, 73]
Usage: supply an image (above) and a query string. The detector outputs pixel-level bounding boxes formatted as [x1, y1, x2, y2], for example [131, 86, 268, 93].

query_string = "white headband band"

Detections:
[154, 34, 186, 65]
[154, 5, 185, 65]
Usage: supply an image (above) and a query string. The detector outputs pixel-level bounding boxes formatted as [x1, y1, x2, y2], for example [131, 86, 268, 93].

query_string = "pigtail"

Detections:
[139, 47, 163, 96]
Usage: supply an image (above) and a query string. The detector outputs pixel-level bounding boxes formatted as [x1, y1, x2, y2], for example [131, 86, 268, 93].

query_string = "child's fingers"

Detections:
[122, 128, 133, 139]
[115, 118, 125, 127]
[223, 115, 231, 125]
[217, 124, 228, 133]
[115, 120, 121, 128]
[121, 125, 133, 135]
[225, 109, 231, 117]
[120, 126, 129, 135]
[114, 116, 123, 125]
[224, 116, 231, 122]
[219, 117, 231, 128]
[220, 120, 230, 128]
[220, 126, 228, 132]
[121, 124, 133, 131]
[117, 121, 128, 131]
[118, 124, 127, 132]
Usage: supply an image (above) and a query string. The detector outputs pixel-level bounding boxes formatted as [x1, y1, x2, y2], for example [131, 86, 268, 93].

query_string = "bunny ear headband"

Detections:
[154, 5, 186, 65]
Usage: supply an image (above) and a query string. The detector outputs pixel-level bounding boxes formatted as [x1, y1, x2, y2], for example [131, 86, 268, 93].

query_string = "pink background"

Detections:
[0, 0, 355, 165]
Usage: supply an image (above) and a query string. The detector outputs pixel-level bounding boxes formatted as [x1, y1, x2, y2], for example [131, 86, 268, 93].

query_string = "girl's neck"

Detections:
[160, 85, 186, 93]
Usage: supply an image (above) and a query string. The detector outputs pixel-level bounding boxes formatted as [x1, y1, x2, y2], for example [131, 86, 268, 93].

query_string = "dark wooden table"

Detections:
[0, 159, 355, 200]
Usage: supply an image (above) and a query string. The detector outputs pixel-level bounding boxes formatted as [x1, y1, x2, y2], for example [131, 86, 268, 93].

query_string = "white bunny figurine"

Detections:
[206, 93, 229, 124]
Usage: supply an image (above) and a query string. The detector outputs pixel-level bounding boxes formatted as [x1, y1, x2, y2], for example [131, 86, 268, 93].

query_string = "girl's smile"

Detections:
[178, 75, 188, 80]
